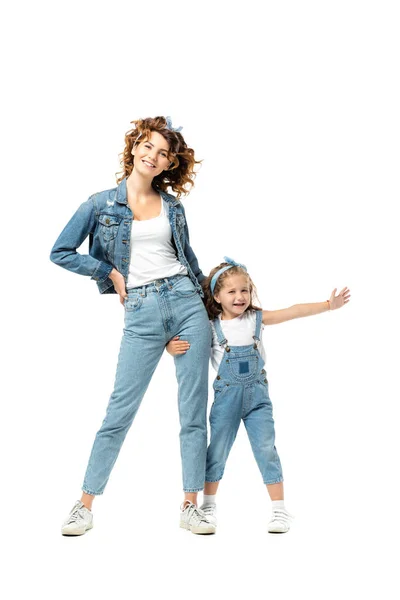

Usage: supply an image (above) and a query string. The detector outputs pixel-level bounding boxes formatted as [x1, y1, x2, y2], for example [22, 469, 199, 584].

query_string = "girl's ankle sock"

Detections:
[271, 500, 285, 509]
[203, 494, 216, 506]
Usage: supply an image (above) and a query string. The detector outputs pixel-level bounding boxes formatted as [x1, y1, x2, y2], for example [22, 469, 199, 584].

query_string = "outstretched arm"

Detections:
[262, 287, 350, 326]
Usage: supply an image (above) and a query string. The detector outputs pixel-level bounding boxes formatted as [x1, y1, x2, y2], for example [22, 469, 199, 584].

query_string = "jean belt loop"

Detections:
[141, 285, 146, 297]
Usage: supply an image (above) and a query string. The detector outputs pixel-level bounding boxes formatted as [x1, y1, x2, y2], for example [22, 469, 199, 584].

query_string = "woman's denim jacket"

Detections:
[50, 177, 205, 296]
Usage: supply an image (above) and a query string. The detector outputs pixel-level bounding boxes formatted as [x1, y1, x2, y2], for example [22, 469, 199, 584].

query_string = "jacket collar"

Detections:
[116, 177, 181, 207]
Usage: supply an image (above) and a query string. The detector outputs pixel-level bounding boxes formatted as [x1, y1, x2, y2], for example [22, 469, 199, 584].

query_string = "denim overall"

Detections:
[205, 309, 283, 485]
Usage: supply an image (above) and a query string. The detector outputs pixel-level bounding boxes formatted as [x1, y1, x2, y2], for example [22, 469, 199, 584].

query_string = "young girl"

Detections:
[51, 116, 215, 536]
[167, 257, 350, 533]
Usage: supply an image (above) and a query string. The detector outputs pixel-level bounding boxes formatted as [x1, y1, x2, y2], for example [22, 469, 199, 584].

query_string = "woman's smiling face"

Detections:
[131, 130, 172, 178]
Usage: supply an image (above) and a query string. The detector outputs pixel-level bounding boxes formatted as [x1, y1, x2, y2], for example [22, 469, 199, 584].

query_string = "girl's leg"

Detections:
[243, 391, 283, 487]
[266, 482, 284, 501]
[244, 384, 291, 532]
[205, 385, 243, 486]
[204, 481, 220, 495]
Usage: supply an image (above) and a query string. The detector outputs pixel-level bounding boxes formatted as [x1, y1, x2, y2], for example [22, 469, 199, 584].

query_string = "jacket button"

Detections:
[216, 376, 221, 380]
[105, 218, 110, 224]
[264, 378, 268, 383]
[261, 369, 266, 374]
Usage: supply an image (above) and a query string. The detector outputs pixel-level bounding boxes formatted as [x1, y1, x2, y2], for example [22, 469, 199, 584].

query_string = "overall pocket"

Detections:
[226, 354, 259, 382]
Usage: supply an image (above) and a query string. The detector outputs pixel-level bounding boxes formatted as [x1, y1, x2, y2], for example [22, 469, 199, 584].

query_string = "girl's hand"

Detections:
[166, 336, 191, 356]
[109, 268, 128, 305]
[329, 287, 351, 310]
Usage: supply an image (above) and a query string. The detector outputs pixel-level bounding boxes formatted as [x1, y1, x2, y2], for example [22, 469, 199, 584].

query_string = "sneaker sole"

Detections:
[61, 522, 94, 536]
[180, 522, 216, 535]
[268, 527, 289, 534]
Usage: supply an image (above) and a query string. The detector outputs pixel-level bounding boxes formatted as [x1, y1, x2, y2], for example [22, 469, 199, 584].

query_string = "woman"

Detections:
[50, 116, 215, 535]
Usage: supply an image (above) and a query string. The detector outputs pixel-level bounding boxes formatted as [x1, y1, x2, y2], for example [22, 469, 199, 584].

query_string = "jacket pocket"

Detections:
[99, 213, 121, 242]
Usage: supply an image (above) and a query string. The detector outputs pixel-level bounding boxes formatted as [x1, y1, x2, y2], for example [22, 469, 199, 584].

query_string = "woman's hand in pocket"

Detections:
[109, 268, 127, 305]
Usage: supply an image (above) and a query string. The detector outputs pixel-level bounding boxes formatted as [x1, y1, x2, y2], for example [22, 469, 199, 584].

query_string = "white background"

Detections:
[2, 1, 399, 598]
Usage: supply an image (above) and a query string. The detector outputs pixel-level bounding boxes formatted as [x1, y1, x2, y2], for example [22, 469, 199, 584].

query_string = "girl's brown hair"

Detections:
[116, 116, 201, 198]
[202, 262, 262, 320]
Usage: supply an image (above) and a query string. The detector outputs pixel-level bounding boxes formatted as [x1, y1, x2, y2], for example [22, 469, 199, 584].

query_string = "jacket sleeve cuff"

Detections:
[91, 261, 114, 282]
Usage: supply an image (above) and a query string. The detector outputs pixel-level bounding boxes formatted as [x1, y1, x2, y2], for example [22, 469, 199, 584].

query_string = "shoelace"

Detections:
[66, 504, 86, 524]
[183, 502, 209, 525]
[201, 504, 216, 517]
[270, 508, 293, 525]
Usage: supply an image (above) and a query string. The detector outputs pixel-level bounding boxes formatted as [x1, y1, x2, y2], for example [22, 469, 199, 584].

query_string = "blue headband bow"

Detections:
[165, 116, 182, 133]
[135, 116, 182, 141]
[210, 256, 247, 295]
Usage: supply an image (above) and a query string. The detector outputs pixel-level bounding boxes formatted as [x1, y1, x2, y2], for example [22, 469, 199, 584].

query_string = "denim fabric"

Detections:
[50, 177, 205, 296]
[205, 309, 283, 485]
[82, 274, 212, 494]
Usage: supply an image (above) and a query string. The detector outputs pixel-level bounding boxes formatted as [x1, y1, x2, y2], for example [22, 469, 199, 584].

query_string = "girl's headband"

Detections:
[210, 256, 247, 295]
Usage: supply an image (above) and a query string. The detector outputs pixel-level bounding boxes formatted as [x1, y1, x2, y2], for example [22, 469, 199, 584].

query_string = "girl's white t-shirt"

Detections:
[127, 197, 188, 288]
[210, 310, 266, 372]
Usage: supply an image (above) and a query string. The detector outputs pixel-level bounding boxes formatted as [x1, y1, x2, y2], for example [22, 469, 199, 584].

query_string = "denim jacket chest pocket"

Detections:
[98, 213, 122, 242]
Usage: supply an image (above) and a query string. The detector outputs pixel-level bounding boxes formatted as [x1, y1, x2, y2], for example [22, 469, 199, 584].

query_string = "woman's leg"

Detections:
[171, 292, 211, 503]
[80, 492, 94, 510]
[82, 292, 166, 497]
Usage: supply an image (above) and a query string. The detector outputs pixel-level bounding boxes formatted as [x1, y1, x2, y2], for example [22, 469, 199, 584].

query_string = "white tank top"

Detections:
[127, 197, 188, 289]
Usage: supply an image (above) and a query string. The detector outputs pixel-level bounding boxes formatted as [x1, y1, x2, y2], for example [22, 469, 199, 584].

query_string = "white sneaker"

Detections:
[267, 507, 293, 533]
[180, 501, 216, 535]
[199, 502, 217, 527]
[61, 500, 93, 536]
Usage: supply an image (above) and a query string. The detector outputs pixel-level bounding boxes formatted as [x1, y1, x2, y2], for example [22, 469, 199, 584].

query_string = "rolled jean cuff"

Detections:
[264, 477, 284, 485]
[82, 487, 104, 496]
[183, 487, 204, 493]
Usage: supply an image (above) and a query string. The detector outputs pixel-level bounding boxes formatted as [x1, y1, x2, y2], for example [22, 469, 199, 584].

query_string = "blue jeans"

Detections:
[82, 275, 211, 494]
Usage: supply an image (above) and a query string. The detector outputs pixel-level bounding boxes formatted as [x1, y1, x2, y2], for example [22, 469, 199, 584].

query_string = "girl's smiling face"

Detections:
[131, 130, 172, 178]
[214, 273, 251, 319]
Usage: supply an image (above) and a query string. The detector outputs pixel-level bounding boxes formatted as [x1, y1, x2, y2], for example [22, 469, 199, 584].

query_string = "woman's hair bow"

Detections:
[165, 116, 183, 133]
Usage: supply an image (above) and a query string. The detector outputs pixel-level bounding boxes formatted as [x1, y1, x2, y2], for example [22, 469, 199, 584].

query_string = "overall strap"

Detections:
[213, 317, 230, 350]
[253, 309, 263, 345]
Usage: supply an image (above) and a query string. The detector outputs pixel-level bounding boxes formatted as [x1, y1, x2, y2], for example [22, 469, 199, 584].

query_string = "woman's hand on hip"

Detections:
[109, 268, 127, 305]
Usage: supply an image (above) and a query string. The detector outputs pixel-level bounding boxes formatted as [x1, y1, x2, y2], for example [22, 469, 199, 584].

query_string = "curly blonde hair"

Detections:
[202, 262, 262, 320]
[116, 116, 201, 198]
